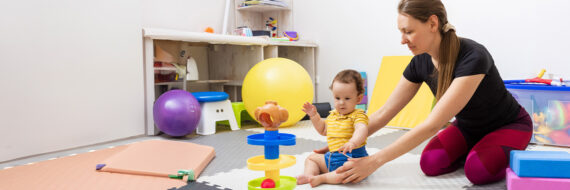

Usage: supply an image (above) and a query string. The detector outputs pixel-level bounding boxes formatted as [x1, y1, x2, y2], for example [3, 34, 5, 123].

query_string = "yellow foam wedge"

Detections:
[368, 56, 435, 128]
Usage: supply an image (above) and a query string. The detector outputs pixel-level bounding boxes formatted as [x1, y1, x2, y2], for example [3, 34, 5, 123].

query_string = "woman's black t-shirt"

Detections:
[403, 38, 520, 135]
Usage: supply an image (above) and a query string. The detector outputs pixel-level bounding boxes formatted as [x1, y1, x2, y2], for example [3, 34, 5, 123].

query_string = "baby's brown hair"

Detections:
[329, 69, 364, 95]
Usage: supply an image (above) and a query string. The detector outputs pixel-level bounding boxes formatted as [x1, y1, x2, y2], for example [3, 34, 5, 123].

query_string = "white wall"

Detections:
[0, 0, 231, 162]
[142, 0, 228, 33]
[294, 0, 570, 104]
[0, 0, 146, 162]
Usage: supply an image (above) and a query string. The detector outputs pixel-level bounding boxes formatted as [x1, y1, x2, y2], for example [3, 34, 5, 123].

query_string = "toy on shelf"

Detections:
[283, 31, 298, 41]
[246, 101, 296, 190]
[235, 26, 253, 37]
[204, 27, 214, 33]
[266, 17, 277, 37]
[154, 44, 186, 82]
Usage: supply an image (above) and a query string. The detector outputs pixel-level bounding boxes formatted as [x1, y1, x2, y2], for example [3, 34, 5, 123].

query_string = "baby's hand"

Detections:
[339, 142, 356, 154]
[302, 102, 317, 117]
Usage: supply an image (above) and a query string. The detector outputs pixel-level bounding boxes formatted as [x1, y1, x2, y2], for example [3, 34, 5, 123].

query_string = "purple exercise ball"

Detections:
[153, 90, 201, 137]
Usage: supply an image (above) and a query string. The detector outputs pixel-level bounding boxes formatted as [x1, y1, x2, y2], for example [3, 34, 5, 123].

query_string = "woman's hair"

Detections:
[398, 0, 460, 100]
[330, 69, 365, 96]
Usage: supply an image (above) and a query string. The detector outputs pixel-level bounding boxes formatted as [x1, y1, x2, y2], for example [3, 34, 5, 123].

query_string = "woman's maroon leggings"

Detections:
[420, 107, 532, 185]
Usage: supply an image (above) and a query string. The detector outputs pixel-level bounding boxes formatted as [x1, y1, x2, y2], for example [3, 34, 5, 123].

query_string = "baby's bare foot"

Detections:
[309, 175, 324, 187]
[296, 174, 311, 185]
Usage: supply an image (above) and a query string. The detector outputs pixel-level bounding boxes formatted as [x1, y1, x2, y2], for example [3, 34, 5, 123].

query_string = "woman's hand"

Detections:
[335, 154, 384, 183]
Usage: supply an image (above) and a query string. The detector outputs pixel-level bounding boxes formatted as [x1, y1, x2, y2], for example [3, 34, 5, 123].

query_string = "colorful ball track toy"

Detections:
[247, 101, 296, 190]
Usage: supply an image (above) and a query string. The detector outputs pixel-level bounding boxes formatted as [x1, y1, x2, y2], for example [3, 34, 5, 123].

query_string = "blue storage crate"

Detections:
[505, 82, 570, 147]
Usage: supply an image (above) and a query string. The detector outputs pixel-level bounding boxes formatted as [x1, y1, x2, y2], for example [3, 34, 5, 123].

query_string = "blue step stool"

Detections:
[510, 150, 570, 178]
[191, 92, 239, 135]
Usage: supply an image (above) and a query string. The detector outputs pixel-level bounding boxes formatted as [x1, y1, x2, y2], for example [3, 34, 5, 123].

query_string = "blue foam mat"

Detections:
[510, 150, 570, 178]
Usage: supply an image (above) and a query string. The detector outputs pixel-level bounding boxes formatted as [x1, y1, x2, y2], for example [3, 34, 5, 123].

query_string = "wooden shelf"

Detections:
[224, 81, 243, 86]
[269, 40, 317, 47]
[155, 81, 184, 86]
[237, 4, 290, 12]
[144, 28, 267, 46]
[143, 28, 316, 47]
[155, 80, 231, 86]
[154, 67, 177, 71]
[187, 80, 230, 84]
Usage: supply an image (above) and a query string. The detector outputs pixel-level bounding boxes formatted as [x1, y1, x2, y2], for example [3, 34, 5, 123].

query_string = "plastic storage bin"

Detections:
[505, 83, 570, 147]
[154, 62, 180, 83]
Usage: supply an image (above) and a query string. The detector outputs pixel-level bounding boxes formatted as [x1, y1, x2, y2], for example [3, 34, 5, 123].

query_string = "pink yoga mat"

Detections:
[506, 168, 570, 190]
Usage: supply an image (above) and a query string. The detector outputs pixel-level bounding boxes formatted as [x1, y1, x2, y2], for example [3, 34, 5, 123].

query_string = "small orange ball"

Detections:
[204, 27, 214, 33]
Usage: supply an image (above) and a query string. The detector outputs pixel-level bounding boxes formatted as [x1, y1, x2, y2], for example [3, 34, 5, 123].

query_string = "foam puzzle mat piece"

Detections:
[0, 144, 187, 190]
[171, 181, 232, 190]
[98, 140, 215, 179]
[197, 149, 478, 190]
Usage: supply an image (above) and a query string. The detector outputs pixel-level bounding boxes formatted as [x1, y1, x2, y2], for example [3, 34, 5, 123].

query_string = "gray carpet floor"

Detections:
[2, 120, 568, 189]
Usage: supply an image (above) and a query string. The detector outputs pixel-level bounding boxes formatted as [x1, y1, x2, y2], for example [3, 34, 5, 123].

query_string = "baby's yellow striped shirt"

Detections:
[325, 109, 368, 152]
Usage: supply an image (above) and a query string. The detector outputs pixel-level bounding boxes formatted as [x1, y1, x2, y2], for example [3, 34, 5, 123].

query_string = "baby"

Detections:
[297, 69, 369, 187]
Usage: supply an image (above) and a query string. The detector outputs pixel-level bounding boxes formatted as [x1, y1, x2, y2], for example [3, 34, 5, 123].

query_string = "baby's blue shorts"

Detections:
[324, 146, 368, 172]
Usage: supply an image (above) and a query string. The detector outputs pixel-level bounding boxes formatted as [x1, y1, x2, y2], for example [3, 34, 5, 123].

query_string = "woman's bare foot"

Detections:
[296, 174, 312, 185]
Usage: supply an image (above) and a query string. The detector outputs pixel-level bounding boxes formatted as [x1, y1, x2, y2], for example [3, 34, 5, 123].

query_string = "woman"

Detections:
[332, 0, 532, 185]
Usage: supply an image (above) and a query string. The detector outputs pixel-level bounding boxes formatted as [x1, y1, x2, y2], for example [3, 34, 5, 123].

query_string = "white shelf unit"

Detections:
[234, 0, 293, 36]
[143, 28, 317, 135]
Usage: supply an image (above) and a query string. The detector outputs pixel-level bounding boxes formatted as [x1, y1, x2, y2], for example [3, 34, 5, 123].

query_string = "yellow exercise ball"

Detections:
[242, 58, 314, 127]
